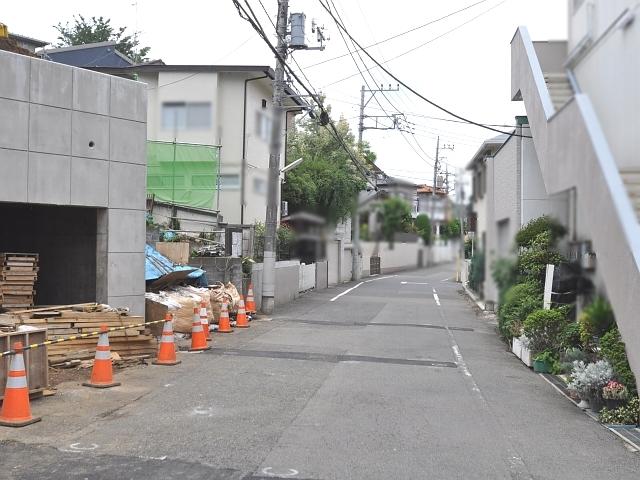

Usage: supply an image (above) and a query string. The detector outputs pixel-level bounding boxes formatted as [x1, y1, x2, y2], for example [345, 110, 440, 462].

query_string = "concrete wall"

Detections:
[299, 263, 316, 291]
[251, 260, 300, 311]
[571, 0, 640, 171]
[188, 256, 243, 293]
[361, 241, 420, 276]
[315, 260, 328, 290]
[0, 50, 147, 314]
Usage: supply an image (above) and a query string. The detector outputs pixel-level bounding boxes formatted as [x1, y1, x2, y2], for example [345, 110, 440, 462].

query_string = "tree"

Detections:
[54, 15, 150, 63]
[284, 113, 370, 224]
[414, 213, 432, 245]
[380, 197, 412, 246]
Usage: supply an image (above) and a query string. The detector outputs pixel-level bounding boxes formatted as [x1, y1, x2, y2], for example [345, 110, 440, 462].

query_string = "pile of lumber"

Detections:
[0, 253, 38, 308]
[23, 309, 157, 364]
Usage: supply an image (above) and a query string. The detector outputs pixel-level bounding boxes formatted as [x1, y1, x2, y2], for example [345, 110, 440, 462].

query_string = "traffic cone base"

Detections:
[200, 302, 212, 342]
[0, 342, 42, 427]
[246, 284, 257, 314]
[83, 325, 120, 389]
[217, 303, 234, 333]
[236, 296, 249, 328]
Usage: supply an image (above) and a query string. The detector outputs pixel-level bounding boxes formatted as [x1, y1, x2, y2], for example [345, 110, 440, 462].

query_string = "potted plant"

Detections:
[602, 381, 628, 410]
[533, 350, 556, 374]
[567, 360, 613, 411]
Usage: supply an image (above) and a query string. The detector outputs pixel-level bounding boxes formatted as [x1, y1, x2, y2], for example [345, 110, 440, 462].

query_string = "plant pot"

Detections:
[577, 398, 590, 410]
[588, 394, 605, 413]
[533, 359, 551, 374]
[604, 398, 626, 410]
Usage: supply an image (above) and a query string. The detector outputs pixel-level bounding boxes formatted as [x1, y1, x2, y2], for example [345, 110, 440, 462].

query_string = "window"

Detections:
[161, 102, 212, 130]
[218, 174, 240, 190]
[253, 177, 267, 195]
[256, 111, 272, 142]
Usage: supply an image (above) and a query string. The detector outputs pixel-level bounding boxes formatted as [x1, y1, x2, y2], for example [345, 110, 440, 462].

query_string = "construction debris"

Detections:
[0, 253, 38, 309]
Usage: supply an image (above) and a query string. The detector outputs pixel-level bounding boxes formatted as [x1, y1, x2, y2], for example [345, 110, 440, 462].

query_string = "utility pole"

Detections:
[262, 0, 289, 314]
[353, 84, 401, 281]
[457, 168, 466, 282]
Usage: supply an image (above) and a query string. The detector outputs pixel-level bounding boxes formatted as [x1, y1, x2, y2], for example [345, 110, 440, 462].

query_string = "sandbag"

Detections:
[225, 282, 241, 311]
[209, 282, 231, 324]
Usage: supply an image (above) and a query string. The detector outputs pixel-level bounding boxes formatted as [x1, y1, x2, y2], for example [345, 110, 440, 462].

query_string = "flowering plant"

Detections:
[602, 381, 628, 400]
[567, 360, 613, 397]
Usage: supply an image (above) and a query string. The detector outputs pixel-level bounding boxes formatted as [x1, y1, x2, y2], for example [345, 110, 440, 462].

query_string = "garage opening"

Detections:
[0, 203, 103, 306]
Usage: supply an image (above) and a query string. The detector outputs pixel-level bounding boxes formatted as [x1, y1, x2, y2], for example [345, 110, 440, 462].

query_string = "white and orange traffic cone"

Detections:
[217, 302, 233, 333]
[199, 300, 211, 341]
[153, 313, 181, 366]
[236, 296, 249, 328]
[0, 342, 41, 427]
[189, 306, 211, 352]
[246, 283, 257, 314]
[83, 325, 121, 388]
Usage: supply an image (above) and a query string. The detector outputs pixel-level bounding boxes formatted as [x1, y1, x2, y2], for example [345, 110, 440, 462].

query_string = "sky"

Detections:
[2, 0, 568, 190]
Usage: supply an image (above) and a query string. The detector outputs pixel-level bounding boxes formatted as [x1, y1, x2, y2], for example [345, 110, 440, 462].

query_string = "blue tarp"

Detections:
[145, 244, 204, 281]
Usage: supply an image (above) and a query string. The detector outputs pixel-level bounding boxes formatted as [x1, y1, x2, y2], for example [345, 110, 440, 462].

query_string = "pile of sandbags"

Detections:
[145, 283, 241, 333]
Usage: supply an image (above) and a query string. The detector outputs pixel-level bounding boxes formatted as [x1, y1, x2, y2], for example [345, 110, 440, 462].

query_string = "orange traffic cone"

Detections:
[200, 300, 211, 341]
[83, 325, 121, 388]
[246, 283, 257, 314]
[236, 296, 249, 328]
[189, 306, 211, 352]
[153, 313, 181, 366]
[217, 302, 233, 333]
[0, 342, 41, 427]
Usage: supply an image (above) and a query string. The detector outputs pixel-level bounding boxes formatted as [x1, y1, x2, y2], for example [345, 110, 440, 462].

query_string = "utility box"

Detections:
[289, 13, 307, 49]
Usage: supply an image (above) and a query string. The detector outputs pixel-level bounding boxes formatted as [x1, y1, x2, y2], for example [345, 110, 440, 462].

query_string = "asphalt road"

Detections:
[2, 264, 639, 479]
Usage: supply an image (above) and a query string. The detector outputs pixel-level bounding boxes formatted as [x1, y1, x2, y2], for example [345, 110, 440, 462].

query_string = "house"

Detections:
[85, 63, 308, 228]
[467, 119, 570, 303]
[511, 0, 640, 378]
[0, 49, 147, 314]
[415, 184, 452, 238]
[41, 41, 134, 68]
[8, 32, 48, 53]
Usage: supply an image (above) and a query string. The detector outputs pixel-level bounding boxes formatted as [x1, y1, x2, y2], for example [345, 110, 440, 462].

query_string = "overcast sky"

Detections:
[3, 0, 568, 189]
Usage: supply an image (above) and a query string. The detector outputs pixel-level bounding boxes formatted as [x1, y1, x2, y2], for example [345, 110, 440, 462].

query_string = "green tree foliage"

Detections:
[523, 308, 568, 354]
[515, 215, 566, 248]
[491, 258, 518, 304]
[54, 15, 151, 63]
[468, 250, 485, 294]
[253, 222, 296, 262]
[380, 197, 412, 246]
[578, 297, 615, 349]
[441, 218, 461, 240]
[414, 214, 432, 245]
[284, 116, 369, 224]
[517, 231, 565, 285]
[599, 327, 637, 393]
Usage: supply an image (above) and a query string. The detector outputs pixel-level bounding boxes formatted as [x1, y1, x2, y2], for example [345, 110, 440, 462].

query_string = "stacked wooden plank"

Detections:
[24, 311, 157, 364]
[0, 253, 39, 308]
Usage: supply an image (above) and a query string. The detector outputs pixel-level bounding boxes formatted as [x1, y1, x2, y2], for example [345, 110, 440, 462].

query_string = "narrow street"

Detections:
[2, 264, 639, 479]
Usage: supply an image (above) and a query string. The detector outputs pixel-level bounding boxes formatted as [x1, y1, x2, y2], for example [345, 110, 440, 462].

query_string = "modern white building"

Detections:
[94, 63, 306, 226]
[511, 0, 640, 378]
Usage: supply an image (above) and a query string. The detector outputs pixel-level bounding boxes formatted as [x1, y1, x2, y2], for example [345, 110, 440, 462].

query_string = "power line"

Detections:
[322, 0, 509, 87]
[232, 0, 377, 189]
[305, 0, 490, 69]
[318, 0, 531, 139]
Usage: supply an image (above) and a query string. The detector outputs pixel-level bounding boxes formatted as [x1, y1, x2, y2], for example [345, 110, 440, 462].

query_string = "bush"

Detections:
[523, 308, 567, 353]
[578, 297, 615, 349]
[600, 327, 637, 394]
[558, 321, 582, 351]
[599, 397, 640, 425]
[491, 258, 518, 304]
[468, 250, 485, 293]
[414, 214, 431, 245]
[516, 215, 566, 249]
[568, 360, 614, 397]
[517, 231, 565, 284]
[498, 282, 542, 339]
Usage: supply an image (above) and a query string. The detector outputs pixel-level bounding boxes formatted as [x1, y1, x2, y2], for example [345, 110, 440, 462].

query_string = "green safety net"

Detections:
[147, 141, 220, 209]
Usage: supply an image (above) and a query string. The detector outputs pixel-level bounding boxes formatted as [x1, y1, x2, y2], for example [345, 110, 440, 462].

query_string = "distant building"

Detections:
[41, 41, 134, 68]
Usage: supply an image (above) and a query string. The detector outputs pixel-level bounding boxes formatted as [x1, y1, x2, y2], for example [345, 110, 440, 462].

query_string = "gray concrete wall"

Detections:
[189, 257, 243, 293]
[0, 50, 147, 314]
[251, 260, 300, 311]
[315, 261, 328, 290]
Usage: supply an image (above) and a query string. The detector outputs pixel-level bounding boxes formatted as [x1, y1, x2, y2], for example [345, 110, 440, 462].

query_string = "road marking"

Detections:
[433, 293, 440, 306]
[262, 467, 299, 477]
[441, 277, 450, 282]
[400, 281, 429, 285]
[329, 282, 363, 301]
[59, 443, 99, 453]
[364, 274, 398, 283]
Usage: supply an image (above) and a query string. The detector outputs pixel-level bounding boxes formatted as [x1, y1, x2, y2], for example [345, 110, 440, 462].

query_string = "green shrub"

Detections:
[491, 258, 518, 304]
[468, 250, 485, 293]
[600, 327, 637, 394]
[578, 297, 615, 349]
[523, 308, 567, 353]
[599, 397, 640, 425]
[559, 321, 581, 351]
[498, 282, 542, 339]
[414, 214, 431, 245]
[515, 215, 566, 248]
[517, 231, 565, 284]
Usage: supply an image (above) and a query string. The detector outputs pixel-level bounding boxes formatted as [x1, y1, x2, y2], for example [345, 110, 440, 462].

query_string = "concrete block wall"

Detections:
[0, 50, 147, 314]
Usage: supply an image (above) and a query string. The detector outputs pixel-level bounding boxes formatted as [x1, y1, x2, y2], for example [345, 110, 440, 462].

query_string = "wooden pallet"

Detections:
[1, 252, 38, 309]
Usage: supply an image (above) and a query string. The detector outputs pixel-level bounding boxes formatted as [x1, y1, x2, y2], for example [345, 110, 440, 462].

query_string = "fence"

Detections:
[299, 263, 316, 292]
